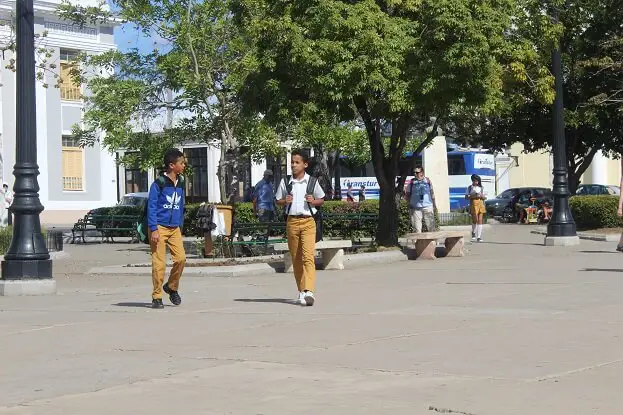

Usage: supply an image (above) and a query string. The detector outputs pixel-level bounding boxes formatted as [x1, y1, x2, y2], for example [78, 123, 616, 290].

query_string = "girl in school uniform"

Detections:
[466, 174, 486, 242]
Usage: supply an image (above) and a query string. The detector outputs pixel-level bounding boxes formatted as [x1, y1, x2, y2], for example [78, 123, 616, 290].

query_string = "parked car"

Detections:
[87, 192, 148, 216]
[485, 187, 552, 223]
[575, 184, 620, 196]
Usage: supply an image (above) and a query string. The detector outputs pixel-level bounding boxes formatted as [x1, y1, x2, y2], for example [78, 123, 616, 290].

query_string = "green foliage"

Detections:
[182, 201, 412, 239]
[455, 0, 623, 193]
[569, 196, 623, 230]
[0, 226, 12, 255]
[233, 0, 552, 245]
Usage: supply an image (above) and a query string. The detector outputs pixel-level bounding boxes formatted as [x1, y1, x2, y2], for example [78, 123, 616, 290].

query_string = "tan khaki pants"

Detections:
[409, 206, 434, 233]
[150, 225, 186, 299]
[287, 217, 316, 292]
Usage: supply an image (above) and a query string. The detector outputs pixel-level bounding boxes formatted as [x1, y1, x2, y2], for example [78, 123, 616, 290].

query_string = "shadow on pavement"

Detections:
[581, 268, 623, 273]
[234, 298, 299, 306]
[112, 302, 155, 308]
[579, 250, 618, 254]
[477, 241, 543, 246]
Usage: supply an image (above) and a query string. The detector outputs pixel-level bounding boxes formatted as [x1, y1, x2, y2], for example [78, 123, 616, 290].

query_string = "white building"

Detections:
[0, 0, 119, 224]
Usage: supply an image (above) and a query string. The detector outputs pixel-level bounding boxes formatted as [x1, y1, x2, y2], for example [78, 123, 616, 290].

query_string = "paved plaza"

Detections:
[1, 225, 623, 414]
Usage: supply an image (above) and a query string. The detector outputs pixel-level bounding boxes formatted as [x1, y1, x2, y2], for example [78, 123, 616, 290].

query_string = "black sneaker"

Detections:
[163, 282, 182, 306]
[152, 298, 164, 309]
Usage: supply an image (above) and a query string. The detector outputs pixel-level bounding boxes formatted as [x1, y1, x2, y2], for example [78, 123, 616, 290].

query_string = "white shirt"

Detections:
[275, 174, 325, 216]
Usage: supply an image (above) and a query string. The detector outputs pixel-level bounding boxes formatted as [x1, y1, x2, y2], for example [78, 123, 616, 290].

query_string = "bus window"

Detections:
[447, 155, 466, 175]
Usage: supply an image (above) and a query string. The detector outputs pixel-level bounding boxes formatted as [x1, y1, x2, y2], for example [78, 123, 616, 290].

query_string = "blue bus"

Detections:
[338, 150, 496, 211]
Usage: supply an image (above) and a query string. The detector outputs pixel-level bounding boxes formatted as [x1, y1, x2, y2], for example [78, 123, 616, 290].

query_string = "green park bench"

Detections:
[71, 213, 141, 244]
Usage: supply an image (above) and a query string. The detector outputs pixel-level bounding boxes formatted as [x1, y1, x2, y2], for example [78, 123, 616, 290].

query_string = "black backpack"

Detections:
[137, 175, 185, 244]
[196, 203, 217, 232]
[285, 175, 323, 242]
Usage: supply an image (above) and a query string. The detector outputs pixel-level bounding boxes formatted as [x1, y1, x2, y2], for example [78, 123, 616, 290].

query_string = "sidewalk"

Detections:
[2, 225, 623, 414]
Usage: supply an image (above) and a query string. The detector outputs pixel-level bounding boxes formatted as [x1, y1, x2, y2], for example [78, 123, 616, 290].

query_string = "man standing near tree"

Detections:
[253, 170, 276, 223]
[406, 166, 436, 233]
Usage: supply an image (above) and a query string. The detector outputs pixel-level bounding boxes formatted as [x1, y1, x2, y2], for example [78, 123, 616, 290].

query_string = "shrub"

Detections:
[182, 201, 413, 238]
[0, 227, 48, 255]
[569, 195, 622, 230]
[0, 226, 11, 255]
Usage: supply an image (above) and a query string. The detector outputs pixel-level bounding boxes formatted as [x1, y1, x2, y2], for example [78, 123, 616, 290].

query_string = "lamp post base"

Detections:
[0, 276, 56, 296]
[544, 235, 580, 247]
[1, 258, 53, 280]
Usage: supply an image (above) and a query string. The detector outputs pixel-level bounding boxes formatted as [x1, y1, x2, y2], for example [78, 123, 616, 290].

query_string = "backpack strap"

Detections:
[284, 175, 293, 215]
[306, 176, 319, 216]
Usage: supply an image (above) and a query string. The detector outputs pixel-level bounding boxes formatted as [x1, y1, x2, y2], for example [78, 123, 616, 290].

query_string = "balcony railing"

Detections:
[60, 85, 81, 101]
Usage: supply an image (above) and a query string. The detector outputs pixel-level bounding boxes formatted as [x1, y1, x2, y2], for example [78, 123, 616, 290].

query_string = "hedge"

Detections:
[569, 195, 623, 230]
[183, 200, 422, 238]
[0, 227, 48, 255]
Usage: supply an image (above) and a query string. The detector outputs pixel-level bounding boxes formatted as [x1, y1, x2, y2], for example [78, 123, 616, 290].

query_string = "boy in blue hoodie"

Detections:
[148, 149, 186, 309]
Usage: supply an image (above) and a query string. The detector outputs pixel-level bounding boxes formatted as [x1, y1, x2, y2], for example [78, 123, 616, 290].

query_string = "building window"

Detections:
[124, 161, 148, 194]
[184, 147, 208, 202]
[62, 135, 83, 191]
[59, 49, 81, 101]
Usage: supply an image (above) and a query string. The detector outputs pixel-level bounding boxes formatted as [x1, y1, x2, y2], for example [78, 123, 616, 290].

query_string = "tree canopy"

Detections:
[232, 0, 553, 245]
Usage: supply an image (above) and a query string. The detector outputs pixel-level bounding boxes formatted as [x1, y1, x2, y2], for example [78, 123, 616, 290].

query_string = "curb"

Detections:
[531, 228, 620, 243]
[88, 249, 410, 278]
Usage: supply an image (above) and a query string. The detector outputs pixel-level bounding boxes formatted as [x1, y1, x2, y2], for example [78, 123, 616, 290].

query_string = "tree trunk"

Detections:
[354, 98, 409, 246]
[313, 145, 332, 194]
[331, 150, 341, 200]
[376, 179, 401, 246]
[217, 142, 227, 203]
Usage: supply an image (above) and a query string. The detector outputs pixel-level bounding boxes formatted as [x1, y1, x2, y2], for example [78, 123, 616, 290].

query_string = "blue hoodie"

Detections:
[147, 175, 185, 231]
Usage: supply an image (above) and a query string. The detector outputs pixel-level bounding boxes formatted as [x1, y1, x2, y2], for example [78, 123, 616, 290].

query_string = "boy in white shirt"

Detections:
[275, 150, 325, 306]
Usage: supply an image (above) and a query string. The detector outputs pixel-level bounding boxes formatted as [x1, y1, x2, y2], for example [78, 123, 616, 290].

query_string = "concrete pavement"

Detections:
[1, 225, 623, 414]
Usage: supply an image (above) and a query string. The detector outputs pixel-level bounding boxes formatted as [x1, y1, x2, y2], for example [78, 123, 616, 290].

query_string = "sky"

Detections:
[114, 24, 168, 54]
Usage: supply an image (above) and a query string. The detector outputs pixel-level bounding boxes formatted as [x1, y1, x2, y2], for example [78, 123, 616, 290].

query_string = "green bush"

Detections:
[0, 227, 48, 255]
[182, 200, 413, 238]
[0, 226, 11, 255]
[569, 195, 622, 230]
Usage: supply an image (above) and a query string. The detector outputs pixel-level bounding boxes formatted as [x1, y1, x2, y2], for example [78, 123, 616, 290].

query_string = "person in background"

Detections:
[466, 174, 486, 242]
[359, 185, 366, 202]
[406, 167, 436, 233]
[253, 170, 276, 223]
[2, 183, 12, 226]
[346, 182, 355, 202]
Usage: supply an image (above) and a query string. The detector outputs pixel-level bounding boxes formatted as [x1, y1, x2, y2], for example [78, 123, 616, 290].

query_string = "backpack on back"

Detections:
[136, 175, 185, 244]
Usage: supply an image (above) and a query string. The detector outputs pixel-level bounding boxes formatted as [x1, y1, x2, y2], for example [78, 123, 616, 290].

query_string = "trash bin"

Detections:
[215, 204, 233, 236]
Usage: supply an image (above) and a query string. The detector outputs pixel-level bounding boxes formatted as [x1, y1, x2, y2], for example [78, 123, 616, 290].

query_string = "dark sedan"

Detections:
[485, 187, 552, 222]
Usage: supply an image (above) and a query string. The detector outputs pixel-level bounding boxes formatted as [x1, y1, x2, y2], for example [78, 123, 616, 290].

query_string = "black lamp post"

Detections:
[546, 5, 577, 240]
[1, 0, 53, 280]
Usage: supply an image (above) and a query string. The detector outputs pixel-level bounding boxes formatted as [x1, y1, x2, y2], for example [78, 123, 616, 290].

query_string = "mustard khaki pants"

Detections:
[150, 225, 186, 299]
[287, 216, 316, 292]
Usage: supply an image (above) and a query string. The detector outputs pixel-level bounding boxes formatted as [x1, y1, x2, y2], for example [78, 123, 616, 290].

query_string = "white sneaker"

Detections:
[303, 291, 315, 306]
[296, 292, 306, 305]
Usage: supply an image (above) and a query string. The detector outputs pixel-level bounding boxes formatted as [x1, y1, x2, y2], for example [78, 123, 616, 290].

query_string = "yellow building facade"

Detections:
[495, 143, 620, 194]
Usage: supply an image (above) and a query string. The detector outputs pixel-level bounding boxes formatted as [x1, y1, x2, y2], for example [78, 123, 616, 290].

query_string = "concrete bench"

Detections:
[405, 231, 465, 260]
[273, 240, 353, 272]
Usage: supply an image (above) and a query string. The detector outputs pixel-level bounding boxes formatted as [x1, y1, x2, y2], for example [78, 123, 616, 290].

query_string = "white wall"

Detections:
[422, 136, 450, 213]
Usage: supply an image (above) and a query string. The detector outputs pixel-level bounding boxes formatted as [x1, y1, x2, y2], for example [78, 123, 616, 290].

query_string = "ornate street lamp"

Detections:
[545, 4, 579, 246]
[0, 0, 54, 294]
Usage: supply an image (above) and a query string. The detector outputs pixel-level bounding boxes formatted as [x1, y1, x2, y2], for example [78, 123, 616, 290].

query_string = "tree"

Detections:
[61, 0, 282, 203]
[454, 0, 623, 193]
[233, 0, 549, 245]
[290, 111, 367, 196]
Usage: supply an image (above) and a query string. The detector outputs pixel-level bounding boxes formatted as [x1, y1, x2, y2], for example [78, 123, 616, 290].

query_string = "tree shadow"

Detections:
[234, 298, 300, 306]
[112, 302, 157, 308]
[581, 268, 623, 273]
[477, 241, 544, 246]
